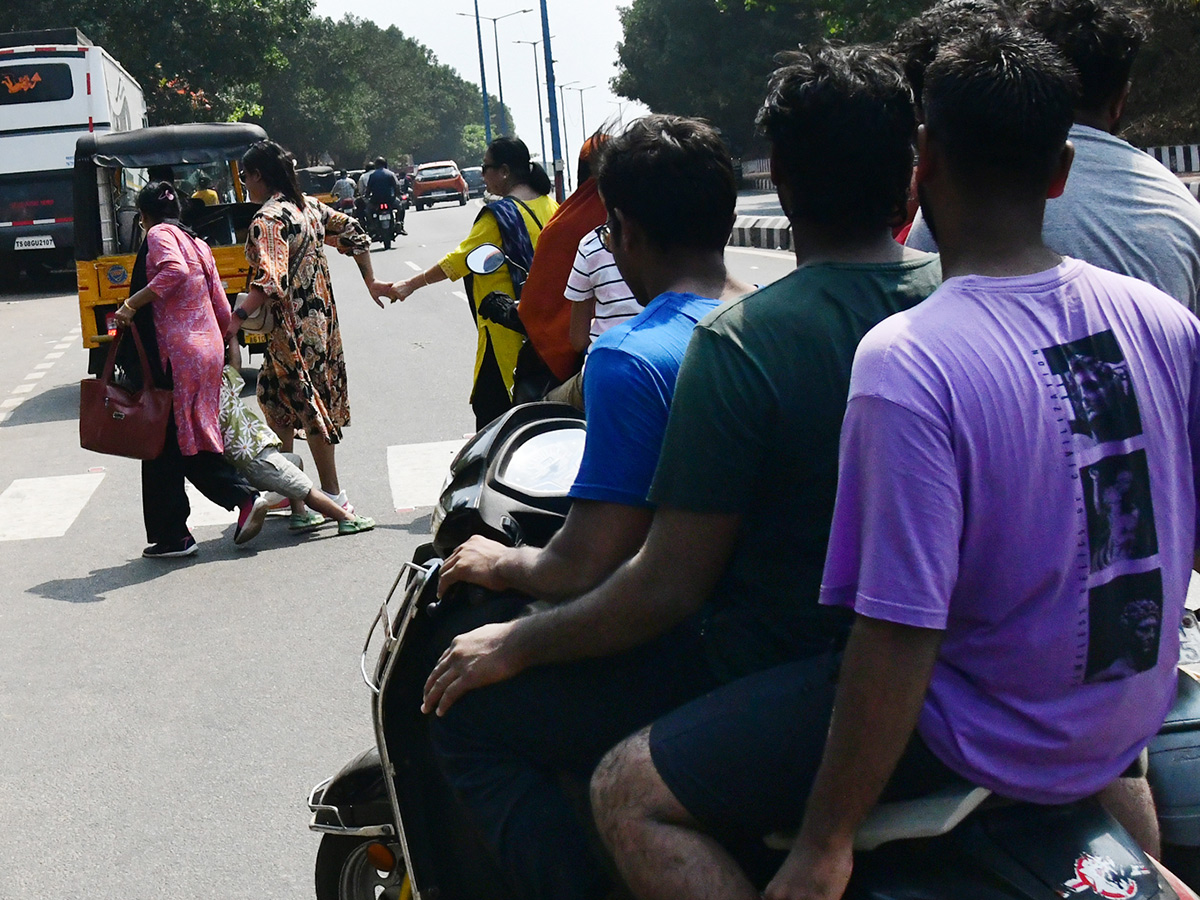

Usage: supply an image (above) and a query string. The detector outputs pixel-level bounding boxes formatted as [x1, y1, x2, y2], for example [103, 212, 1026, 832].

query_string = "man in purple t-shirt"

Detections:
[590, 27, 1200, 900]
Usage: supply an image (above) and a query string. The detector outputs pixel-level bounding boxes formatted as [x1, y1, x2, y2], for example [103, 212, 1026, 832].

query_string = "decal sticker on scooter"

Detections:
[1058, 853, 1150, 899]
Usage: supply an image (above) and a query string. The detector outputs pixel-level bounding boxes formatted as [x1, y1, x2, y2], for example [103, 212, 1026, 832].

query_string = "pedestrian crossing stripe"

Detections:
[0, 474, 105, 541]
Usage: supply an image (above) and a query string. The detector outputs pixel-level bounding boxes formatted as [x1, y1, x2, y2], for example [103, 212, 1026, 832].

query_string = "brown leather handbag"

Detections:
[79, 326, 173, 460]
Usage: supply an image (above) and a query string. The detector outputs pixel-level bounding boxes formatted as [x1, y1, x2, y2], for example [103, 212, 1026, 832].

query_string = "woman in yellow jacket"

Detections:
[391, 137, 558, 428]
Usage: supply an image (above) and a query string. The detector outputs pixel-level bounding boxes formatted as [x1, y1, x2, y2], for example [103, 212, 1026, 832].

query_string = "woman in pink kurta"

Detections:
[112, 182, 266, 558]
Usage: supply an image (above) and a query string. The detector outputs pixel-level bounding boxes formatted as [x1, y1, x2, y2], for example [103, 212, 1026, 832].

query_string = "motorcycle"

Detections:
[364, 198, 404, 250]
[306, 244, 1200, 900]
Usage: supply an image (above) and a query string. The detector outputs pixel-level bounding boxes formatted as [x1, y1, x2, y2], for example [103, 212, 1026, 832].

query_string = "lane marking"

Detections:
[387, 439, 466, 511]
[53, 343, 71, 350]
[184, 484, 239, 528]
[0, 474, 105, 541]
[24, 372, 46, 380]
[1, 398, 23, 408]
[452, 291, 467, 301]
[35, 362, 54, 370]
[12, 384, 34, 394]
[405, 261, 421, 271]
[44, 352, 64, 360]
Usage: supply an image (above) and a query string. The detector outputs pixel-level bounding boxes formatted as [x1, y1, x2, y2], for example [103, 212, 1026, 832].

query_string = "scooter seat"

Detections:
[764, 784, 993, 853]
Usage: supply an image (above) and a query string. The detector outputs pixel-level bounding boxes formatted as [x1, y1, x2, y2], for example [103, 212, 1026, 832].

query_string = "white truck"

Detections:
[0, 28, 146, 278]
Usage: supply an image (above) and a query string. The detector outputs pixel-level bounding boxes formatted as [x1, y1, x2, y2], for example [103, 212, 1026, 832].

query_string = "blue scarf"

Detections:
[485, 197, 537, 301]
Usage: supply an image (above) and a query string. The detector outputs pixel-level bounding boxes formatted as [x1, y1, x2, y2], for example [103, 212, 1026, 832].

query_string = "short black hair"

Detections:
[891, 0, 1017, 104]
[924, 26, 1080, 190]
[595, 115, 737, 253]
[1022, 0, 1148, 112]
[757, 44, 916, 237]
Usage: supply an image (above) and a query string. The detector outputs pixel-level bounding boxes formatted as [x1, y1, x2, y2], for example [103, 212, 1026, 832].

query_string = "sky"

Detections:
[310, 0, 649, 167]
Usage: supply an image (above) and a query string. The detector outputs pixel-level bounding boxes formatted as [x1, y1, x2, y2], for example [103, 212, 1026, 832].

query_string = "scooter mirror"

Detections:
[466, 244, 506, 276]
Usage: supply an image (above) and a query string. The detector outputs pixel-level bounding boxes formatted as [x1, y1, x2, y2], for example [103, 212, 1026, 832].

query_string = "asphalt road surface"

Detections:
[0, 201, 796, 900]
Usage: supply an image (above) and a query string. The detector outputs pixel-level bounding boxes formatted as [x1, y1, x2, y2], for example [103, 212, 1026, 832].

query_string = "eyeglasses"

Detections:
[598, 222, 612, 252]
[481, 163, 500, 172]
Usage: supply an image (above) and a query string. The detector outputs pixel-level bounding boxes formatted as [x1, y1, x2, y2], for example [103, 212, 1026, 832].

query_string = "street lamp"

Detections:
[563, 84, 595, 144]
[457, 7, 531, 137]
[463, 1, 492, 144]
[513, 38, 547, 166]
[539, 0, 565, 200]
[558, 80, 578, 192]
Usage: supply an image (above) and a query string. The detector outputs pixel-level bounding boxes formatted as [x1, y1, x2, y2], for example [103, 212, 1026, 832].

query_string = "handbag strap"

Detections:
[103, 321, 156, 388]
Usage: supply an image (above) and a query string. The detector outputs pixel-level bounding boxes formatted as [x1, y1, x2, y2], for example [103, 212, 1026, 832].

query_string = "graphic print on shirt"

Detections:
[1085, 570, 1163, 682]
[1042, 330, 1142, 444]
[1041, 329, 1161, 685]
[1081, 450, 1158, 572]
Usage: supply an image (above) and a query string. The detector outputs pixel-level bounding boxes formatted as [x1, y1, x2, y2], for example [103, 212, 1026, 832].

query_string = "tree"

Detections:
[0, 0, 312, 123]
[460, 124, 488, 164]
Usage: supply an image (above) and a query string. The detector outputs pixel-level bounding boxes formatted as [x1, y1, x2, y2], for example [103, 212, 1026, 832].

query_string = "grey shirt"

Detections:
[907, 124, 1200, 314]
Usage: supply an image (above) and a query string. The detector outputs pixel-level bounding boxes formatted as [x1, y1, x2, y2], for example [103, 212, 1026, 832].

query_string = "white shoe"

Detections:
[322, 489, 354, 515]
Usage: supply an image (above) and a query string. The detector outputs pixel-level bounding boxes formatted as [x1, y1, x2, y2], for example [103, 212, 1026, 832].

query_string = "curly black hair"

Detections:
[757, 44, 916, 237]
[1022, 0, 1149, 112]
[891, 0, 1018, 106]
[924, 26, 1080, 188]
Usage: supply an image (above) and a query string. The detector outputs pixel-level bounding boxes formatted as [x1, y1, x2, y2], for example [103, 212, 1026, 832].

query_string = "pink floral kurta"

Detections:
[144, 222, 230, 456]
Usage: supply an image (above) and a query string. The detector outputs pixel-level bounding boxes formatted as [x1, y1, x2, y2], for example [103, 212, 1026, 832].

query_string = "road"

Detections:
[0, 201, 796, 900]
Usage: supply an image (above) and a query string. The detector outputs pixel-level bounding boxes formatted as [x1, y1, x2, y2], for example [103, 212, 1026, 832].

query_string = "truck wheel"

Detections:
[314, 836, 408, 900]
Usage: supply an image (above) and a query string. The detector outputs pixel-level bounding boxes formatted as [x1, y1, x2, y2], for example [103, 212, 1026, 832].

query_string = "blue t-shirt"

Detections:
[569, 291, 722, 507]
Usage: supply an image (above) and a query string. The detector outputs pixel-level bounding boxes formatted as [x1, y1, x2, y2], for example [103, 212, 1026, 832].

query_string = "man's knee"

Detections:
[591, 727, 692, 854]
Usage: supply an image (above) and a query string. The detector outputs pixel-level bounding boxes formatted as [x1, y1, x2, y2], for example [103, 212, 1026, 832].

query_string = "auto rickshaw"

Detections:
[297, 165, 338, 206]
[74, 122, 269, 374]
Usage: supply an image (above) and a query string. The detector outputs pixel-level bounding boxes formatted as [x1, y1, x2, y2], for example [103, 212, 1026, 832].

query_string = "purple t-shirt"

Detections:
[820, 258, 1200, 804]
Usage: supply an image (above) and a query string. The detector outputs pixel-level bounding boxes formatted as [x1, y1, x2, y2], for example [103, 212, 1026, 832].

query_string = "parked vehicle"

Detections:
[74, 122, 268, 373]
[461, 166, 485, 199]
[411, 160, 468, 210]
[297, 165, 338, 205]
[0, 28, 146, 280]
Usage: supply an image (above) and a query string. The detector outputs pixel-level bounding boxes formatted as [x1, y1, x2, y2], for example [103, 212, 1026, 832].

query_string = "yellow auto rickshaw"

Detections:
[296, 165, 338, 206]
[74, 122, 269, 373]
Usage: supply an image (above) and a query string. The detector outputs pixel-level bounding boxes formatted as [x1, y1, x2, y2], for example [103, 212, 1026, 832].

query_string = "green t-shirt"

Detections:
[649, 255, 943, 683]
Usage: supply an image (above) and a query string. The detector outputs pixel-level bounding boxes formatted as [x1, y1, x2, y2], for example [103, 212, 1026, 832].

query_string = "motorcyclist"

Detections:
[365, 155, 406, 236]
[331, 169, 356, 213]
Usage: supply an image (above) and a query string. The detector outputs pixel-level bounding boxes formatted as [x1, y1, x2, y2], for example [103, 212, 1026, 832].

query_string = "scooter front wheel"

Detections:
[314, 835, 409, 900]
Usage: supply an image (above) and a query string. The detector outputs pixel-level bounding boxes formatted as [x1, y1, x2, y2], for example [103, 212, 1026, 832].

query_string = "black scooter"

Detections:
[306, 245, 1200, 900]
[363, 197, 404, 250]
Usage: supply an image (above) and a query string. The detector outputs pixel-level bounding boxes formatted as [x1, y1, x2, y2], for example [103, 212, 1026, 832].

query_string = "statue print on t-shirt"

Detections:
[1042, 330, 1143, 444]
[1040, 329, 1162, 684]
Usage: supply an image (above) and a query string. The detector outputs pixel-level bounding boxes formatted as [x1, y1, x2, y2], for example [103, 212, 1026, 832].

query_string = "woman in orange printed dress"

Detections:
[227, 141, 390, 517]
[112, 182, 268, 558]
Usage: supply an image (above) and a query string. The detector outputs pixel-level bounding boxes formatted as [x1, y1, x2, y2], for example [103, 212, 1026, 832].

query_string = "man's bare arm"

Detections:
[423, 507, 741, 715]
[438, 500, 653, 604]
[764, 616, 943, 900]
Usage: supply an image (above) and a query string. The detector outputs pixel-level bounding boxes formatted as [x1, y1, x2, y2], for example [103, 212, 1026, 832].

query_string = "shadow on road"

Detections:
[28, 554, 205, 603]
[0, 271, 76, 300]
[0, 382, 79, 428]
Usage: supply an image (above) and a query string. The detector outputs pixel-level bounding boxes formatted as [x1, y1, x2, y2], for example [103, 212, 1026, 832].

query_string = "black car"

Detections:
[461, 166, 486, 199]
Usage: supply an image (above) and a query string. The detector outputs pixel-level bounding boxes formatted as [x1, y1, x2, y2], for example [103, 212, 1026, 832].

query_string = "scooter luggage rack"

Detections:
[307, 775, 395, 838]
[361, 560, 429, 695]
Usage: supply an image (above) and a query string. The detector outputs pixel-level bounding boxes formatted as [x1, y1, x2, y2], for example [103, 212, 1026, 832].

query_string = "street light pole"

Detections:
[459, 8, 530, 138]
[564, 84, 595, 143]
[558, 80, 578, 193]
[539, 0, 564, 201]
[513, 38, 546, 165]
[471, 0, 492, 144]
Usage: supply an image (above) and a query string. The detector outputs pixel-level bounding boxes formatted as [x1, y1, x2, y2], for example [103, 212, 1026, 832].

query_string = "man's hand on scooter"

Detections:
[438, 535, 511, 597]
[422, 621, 525, 716]
[763, 833, 853, 900]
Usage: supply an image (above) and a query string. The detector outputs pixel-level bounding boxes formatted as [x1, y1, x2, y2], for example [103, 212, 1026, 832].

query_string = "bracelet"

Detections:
[121, 300, 135, 313]
[234, 307, 250, 321]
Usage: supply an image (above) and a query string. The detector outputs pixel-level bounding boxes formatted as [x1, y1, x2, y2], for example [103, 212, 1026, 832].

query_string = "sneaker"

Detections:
[288, 510, 326, 532]
[264, 492, 291, 512]
[234, 495, 270, 545]
[338, 515, 376, 536]
[143, 535, 197, 558]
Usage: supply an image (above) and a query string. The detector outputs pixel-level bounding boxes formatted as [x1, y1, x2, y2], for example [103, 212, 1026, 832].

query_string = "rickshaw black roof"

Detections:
[76, 123, 268, 169]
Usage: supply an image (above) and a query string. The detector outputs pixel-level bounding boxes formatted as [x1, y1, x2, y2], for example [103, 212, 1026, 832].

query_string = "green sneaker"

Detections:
[288, 510, 326, 532]
[338, 515, 376, 536]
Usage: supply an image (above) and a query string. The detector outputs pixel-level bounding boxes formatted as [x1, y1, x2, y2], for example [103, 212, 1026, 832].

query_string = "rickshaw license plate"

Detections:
[15, 236, 54, 250]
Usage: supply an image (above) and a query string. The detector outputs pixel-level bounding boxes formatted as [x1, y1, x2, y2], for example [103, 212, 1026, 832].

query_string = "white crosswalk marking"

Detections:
[184, 484, 239, 527]
[0, 474, 105, 541]
[386, 440, 466, 510]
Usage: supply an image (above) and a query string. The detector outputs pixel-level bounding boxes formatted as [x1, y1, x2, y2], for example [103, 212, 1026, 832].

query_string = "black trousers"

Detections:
[141, 419, 256, 544]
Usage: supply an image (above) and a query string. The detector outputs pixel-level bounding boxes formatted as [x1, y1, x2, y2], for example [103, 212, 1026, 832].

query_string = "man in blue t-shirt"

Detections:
[365, 156, 406, 235]
[424, 115, 751, 900]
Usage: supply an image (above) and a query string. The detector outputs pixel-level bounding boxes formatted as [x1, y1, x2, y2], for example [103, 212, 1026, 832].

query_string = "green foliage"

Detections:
[0, 0, 311, 122]
[461, 124, 489, 164]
